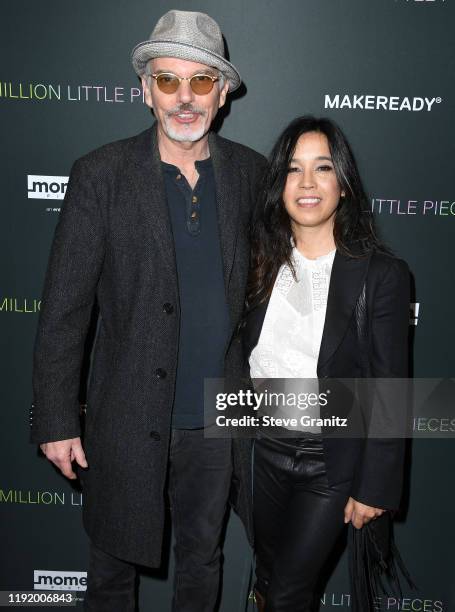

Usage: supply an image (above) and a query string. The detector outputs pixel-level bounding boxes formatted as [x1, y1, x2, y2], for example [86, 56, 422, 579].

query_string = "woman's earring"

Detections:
[341, 191, 346, 198]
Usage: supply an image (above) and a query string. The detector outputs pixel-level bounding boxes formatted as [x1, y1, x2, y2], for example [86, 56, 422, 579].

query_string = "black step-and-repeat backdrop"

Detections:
[1, 1, 454, 610]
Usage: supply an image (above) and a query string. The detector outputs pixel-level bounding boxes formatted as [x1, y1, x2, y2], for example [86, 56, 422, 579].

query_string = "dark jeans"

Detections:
[253, 434, 351, 612]
[84, 428, 232, 612]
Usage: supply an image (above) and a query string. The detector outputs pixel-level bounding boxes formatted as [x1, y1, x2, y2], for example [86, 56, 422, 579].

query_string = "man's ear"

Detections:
[141, 76, 153, 109]
[218, 80, 229, 109]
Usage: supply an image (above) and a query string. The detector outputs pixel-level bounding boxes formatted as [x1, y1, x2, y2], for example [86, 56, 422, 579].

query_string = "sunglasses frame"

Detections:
[150, 72, 220, 95]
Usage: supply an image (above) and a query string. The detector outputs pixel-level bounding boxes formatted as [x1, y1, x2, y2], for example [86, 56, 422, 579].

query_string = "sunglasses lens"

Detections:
[190, 75, 215, 95]
[156, 74, 180, 94]
[154, 74, 216, 95]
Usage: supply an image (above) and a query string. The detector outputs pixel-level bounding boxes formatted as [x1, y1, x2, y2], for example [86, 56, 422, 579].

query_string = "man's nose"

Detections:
[176, 79, 195, 104]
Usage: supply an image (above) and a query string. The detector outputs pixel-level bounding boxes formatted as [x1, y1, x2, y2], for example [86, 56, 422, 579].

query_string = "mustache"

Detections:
[166, 103, 207, 116]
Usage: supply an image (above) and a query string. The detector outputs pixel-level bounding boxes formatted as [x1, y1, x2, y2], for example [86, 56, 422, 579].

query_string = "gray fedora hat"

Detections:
[131, 10, 241, 92]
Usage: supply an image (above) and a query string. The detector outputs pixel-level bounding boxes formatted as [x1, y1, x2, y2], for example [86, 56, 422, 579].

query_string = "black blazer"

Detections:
[234, 247, 410, 541]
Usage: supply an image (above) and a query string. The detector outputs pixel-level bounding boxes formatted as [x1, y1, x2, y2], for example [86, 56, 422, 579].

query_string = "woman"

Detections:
[242, 116, 410, 611]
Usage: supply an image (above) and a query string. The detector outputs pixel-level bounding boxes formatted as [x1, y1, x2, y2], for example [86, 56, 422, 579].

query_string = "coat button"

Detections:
[155, 368, 167, 379]
[149, 431, 161, 441]
[163, 303, 174, 314]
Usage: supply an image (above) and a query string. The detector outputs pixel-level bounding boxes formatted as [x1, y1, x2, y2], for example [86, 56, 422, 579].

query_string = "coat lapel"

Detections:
[129, 126, 240, 292]
[129, 124, 178, 283]
[317, 250, 371, 372]
[209, 132, 240, 289]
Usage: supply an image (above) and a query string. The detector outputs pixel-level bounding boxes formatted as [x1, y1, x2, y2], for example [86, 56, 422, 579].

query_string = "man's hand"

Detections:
[39, 437, 88, 480]
[344, 496, 385, 529]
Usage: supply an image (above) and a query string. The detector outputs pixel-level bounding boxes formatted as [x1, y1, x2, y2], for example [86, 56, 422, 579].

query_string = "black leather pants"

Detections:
[253, 434, 351, 612]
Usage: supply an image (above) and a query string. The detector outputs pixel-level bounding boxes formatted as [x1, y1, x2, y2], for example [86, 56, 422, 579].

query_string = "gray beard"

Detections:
[163, 114, 207, 143]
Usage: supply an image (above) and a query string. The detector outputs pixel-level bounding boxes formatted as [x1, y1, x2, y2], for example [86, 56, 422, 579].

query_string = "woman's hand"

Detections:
[344, 496, 385, 529]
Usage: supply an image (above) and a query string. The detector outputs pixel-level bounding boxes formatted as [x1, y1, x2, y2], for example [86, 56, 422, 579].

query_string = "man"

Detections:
[30, 10, 266, 612]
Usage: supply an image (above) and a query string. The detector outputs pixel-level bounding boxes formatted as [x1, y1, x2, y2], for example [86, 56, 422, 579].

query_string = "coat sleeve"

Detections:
[30, 158, 105, 444]
[350, 257, 411, 510]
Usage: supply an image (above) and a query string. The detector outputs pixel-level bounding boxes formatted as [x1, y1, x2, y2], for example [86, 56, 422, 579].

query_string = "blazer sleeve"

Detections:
[350, 257, 411, 510]
[30, 158, 105, 444]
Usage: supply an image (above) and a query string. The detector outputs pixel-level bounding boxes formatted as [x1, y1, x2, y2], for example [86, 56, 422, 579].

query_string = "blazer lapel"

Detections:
[130, 124, 178, 283]
[243, 297, 270, 361]
[209, 132, 240, 289]
[317, 250, 372, 372]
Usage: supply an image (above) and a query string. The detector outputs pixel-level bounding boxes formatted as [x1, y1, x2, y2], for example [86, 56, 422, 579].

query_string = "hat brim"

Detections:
[131, 40, 241, 92]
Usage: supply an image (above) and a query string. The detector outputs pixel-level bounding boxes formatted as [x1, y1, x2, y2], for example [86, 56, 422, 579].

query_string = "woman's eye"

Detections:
[287, 166, 301, 173]
[316, 165, 333, 172]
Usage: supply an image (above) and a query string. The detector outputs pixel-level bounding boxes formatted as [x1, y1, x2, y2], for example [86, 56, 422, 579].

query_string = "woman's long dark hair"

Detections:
[247, 115, 384, 310]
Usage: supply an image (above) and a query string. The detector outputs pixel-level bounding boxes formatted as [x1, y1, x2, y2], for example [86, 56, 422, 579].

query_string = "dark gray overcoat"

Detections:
[30, 123, 267, 567]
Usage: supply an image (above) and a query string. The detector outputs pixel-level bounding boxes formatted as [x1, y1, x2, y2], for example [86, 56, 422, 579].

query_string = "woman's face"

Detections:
[283, 131, 343, 235]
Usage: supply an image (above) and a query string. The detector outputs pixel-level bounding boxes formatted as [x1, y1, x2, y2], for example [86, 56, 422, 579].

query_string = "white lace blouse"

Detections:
[249, 248, 336, 379]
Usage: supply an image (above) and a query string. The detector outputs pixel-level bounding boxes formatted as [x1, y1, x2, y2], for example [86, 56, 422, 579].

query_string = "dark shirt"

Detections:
[162, 158, 231, 428]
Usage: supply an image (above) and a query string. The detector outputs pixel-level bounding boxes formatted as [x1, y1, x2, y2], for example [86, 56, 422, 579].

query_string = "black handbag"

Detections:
[348, 512, 416, 611]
